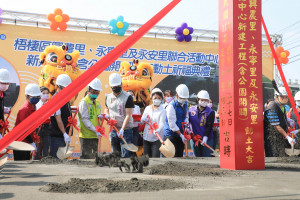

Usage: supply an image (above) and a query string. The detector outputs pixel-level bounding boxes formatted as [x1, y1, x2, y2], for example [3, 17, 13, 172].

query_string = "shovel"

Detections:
[145, 115, 175, 158]
[200, 139, 220, 157]
[57, 127, 75, 160]
[112, 126, 138, 152]
[96, 115, 108, 156]
[7, 141, 35, 151]
[285, 133, 300, 156]
[57, 108, 78, 160]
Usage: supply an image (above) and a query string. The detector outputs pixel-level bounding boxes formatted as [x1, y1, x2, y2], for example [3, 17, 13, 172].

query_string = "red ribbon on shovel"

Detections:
[106, 118, 118, 134]
[181, 122, 192, 140]
[144, 115, 159, 135]
[0, 110, 12, 135]
[96, 114, 108, 138]
[66, 107, 79, 131]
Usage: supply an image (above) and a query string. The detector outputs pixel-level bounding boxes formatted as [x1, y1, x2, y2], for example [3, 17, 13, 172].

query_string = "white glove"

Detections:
[0, 148, 7, 154]
[4, 107, 10, 114]
[291, 130, 299, 136]
[287, 118, 295, 127]
[201, 136, 208, 146]
[98, 114, 109, 119]
[96, 132, 102, 138]
[31, 142, 37, 151]
[180, 134, 186, 144]
[63, 133, 71, 143]
[117, 129, 124, 138]
[286, 136, 296, 145]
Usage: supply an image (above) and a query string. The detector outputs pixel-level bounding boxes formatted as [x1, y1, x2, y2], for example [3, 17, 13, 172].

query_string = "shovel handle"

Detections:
[154, 131, 165, 145]
[112, 126, 128, 144]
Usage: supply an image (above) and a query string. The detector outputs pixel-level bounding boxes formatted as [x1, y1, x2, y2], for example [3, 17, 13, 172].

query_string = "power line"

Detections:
[287, 57, 300, 65]
[290, 54, 300, 60]
[276, 19, 300, 34]
[289, 44, 300, 50]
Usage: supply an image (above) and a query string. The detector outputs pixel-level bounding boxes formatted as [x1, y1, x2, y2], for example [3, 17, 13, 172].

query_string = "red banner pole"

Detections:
[0, 0, 181, 151]
[261, 17, 300, 128]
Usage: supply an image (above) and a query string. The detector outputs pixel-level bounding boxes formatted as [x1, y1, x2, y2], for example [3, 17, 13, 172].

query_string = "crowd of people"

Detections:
[5, 67, 300, 159]
[0, 69, 221, 160]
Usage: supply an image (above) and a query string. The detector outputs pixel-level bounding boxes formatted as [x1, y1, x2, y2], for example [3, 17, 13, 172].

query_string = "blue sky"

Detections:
[1, 0, 300, 81]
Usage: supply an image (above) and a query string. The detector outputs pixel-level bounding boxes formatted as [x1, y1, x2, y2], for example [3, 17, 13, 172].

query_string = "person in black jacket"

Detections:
[264, 87, 295, 157]
[49, 74, 72, 158]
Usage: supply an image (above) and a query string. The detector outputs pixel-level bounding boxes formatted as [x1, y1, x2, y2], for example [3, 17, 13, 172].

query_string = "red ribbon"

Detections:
[181, 122, 192, 141]
[32, 131, 40, 144]
[138, 124, 145, 132]
[95, 114, 108, 138]
[191, 134, 202, 147]
[106, 118, 117, 134]
[144, 115, 159, 135]
[66, 108, 79, 131]
[0, 110, 11, 134]
[0, 92, 3, 98]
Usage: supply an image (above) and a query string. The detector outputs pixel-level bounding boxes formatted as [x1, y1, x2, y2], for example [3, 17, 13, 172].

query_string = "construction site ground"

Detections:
[1, 157, 300, 200]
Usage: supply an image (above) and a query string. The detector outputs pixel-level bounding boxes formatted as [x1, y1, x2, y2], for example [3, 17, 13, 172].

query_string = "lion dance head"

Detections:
[119, 59, 153, 109]
[38, 45, 82, 104]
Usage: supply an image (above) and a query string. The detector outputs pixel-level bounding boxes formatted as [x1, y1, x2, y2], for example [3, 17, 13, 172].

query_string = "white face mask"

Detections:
[296, 101, 300, 107]
[0, 84, 9, 92]
[177, 98, 186, 105]
[207, 103, 213, 108]
[199, 100, 208, 107]
[153, 99, 162, 106]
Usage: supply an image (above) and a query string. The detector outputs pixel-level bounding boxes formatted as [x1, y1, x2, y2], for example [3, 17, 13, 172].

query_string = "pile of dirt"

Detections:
[40, 177, 185, 193]
[32, 156, 95, 166]
[272, 156, 300, 164]
[145, 161, 244, 177]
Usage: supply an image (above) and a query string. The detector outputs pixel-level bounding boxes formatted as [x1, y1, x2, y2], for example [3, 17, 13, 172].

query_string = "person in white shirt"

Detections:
[141, 88, 166, 158]
[164, 84, 189, 157]
[127, 90, 141, 147]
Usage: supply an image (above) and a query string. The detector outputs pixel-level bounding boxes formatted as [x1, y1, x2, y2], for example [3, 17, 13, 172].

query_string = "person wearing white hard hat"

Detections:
[49, 74, 73, 158]
[264, 86, 295, 157]
[188, 90, 215, 157]
[141, 88, 166, 157]
[0, 69, 11, 140]
[78, 78, 102, 159]
[104, 73, 134, 158]
[13, 83, 42, 160]
[164, 84, 189, 157]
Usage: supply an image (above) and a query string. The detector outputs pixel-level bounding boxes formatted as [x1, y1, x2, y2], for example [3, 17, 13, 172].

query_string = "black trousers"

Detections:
[79, 138, 98, 159]
[164, 135, 184, 157]
[13, 150, 31, 160]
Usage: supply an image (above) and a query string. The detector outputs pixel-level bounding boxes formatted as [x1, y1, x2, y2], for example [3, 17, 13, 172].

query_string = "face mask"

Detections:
[165, 97, 173, 103]
[89, 94, 98, 100]
[177, 98, 186, 105]
[0, 84, 9, 92]
[112, 86, 122, 94]
[207, 103, 213, 108]
[199, 100, 208, 107]
[153, 99, 162, 106]
[41, 94, 49, 101]
[296, 101, 300, 107]
[30, 97, 40, 105]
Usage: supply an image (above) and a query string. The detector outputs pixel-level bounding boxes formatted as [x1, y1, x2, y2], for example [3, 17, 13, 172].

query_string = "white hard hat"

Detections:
[294, 91, 300, 101]
[197, 90, 210, 100]
[151, 88, 164, 98]
[56, 74, 72, 87]
[25, 84, 42, 96]
[0, 69, 10, 83]
[275, 87, 288, 96]
[88, 78, 102, 91]
[109, 73, 122, 87]
[176, 84, 189, 98]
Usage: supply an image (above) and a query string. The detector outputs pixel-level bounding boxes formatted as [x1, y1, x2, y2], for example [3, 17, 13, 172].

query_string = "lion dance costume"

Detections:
[38, 45, 82, 104]
[119, 59, 153, 110]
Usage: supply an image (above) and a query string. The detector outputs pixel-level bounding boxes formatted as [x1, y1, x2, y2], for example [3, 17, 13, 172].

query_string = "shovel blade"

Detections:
[57, 146, 74, 160]
[285, 148, 300, 156]
[210, 151, 220, 157]
[159, 139, 175, 158]
[7, 141, 35, 151]
[0, 154, 8, 173]
[121, 143, 138, 152]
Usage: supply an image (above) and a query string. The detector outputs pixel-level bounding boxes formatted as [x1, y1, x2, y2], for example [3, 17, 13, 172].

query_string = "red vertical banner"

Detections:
[219, 0, 265, 170]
